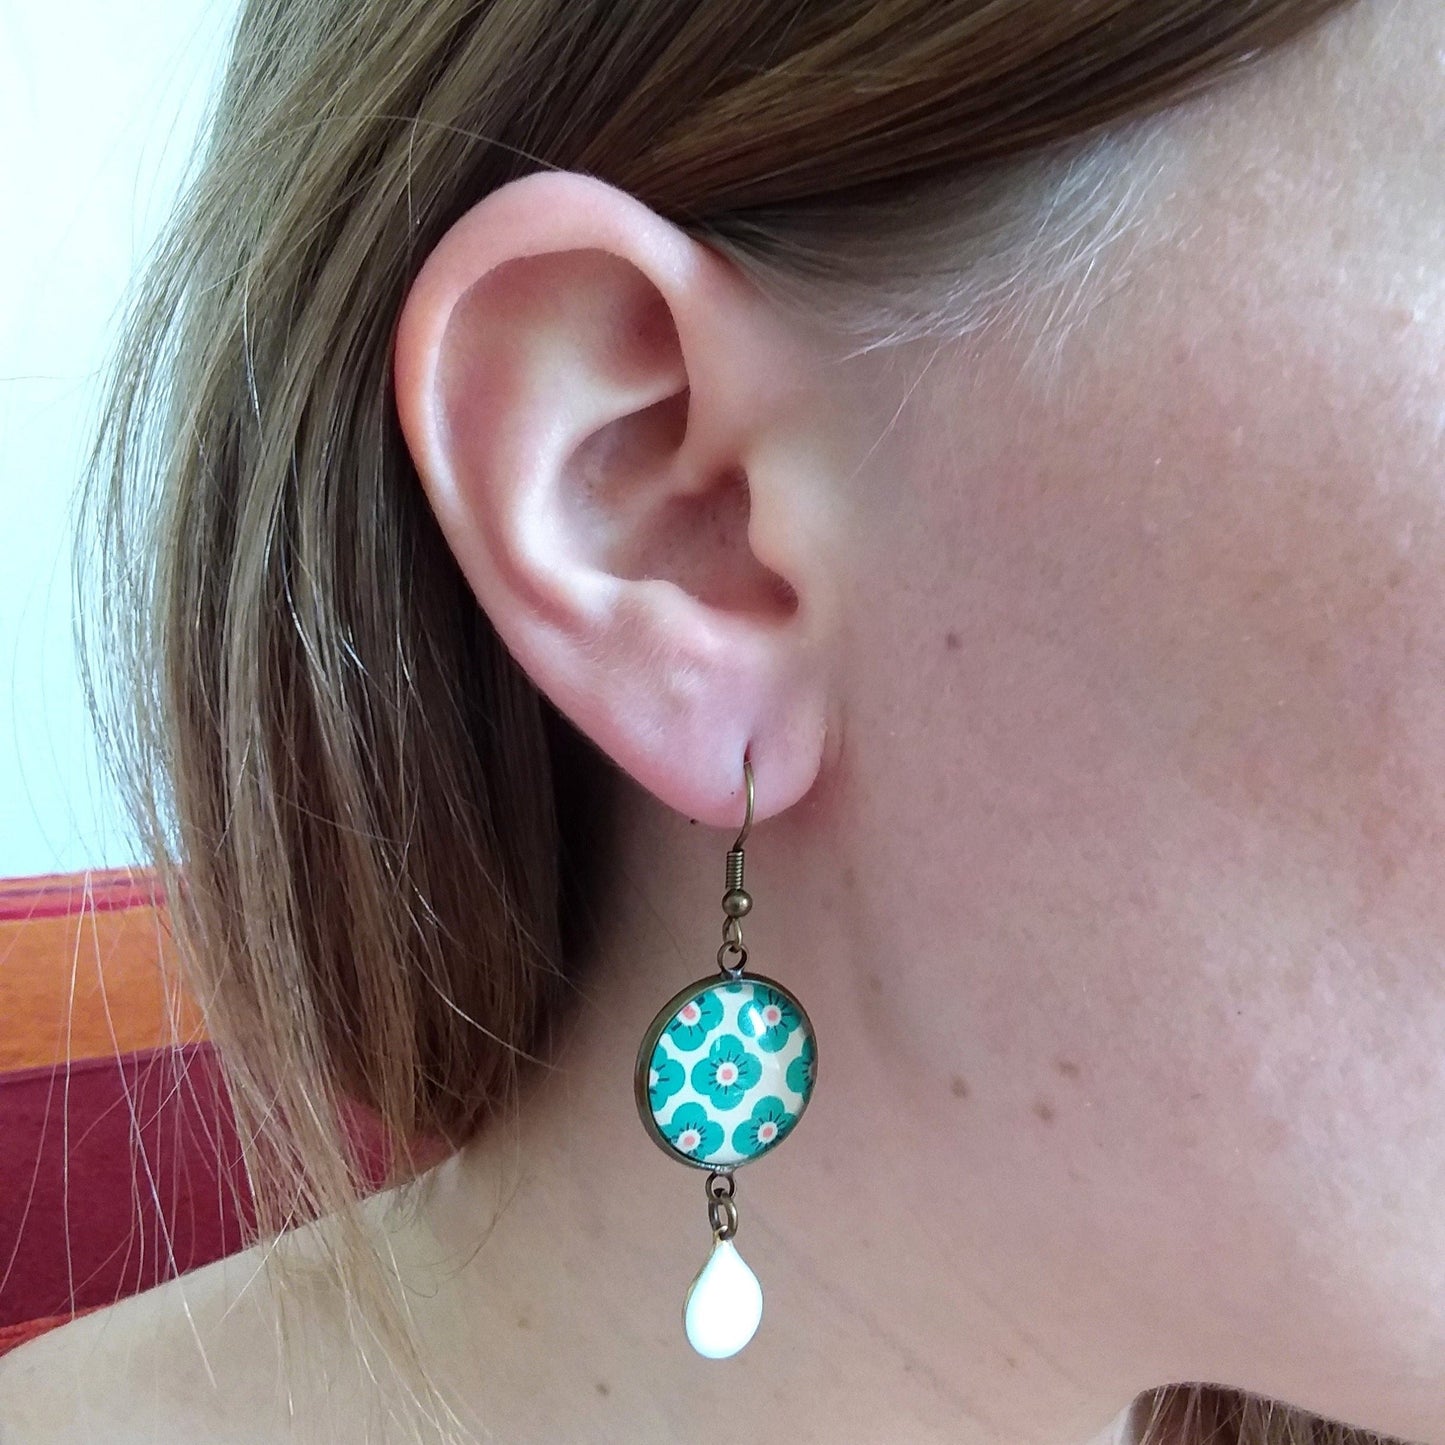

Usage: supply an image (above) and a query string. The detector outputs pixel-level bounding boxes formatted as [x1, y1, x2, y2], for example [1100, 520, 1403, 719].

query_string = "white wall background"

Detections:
[1, 0, 237, 877]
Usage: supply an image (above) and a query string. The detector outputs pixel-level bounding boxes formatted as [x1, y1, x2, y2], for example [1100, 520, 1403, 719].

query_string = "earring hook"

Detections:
[732, 752, 754, 851]
[719, 752, 755, 978]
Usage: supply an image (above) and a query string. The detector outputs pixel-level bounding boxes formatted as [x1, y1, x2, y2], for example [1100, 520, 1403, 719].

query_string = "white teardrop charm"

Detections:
[682, 1237, 763, 1359]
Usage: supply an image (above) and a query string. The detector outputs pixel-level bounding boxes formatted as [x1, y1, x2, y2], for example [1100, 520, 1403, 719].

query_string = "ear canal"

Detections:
[562, 401, 799, 623]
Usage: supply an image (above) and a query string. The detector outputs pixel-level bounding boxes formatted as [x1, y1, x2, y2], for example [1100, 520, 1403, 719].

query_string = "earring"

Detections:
[633, 752, 818, 1359]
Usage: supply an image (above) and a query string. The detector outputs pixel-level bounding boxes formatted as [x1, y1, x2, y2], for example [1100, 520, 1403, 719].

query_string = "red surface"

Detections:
[0, 1043, 253, 1327]
[0, 1039, 441, 1330]
[0, 869, 443, 1333]
[0, 868, 165, 923]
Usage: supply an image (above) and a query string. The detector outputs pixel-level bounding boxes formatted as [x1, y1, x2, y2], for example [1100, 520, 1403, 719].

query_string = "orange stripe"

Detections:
[0, 869, 206, 1072]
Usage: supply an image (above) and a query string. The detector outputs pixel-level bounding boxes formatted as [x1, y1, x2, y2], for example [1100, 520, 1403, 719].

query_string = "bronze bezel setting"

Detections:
[633, 971, 817, 1171]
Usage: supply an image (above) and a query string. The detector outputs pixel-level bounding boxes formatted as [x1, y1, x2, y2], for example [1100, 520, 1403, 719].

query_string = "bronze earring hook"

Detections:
[732, 752, 754, 852]
[720, 753, 754, 976]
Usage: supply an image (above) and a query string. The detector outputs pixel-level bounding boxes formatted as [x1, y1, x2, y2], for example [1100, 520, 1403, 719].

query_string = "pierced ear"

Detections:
[391, 170, 835, 827]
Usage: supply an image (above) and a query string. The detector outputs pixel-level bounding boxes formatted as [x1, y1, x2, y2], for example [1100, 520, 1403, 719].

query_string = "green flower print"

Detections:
[732, 1095, 796, 1158]
[736, 985, 801, 1053]
[648, 1050, 684, 1111]
[662, 1102, 723, 1160]
[690, 1033, 761, 1110]
[786, 1035, 816, 1097]
[666, 988, 722, 1051]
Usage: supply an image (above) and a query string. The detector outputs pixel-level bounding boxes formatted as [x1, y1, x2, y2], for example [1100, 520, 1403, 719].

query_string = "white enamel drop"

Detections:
[682, 1238, 763, 1359]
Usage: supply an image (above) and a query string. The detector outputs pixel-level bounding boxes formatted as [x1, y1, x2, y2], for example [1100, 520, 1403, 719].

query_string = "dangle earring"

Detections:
[633, 752, 817, 1359]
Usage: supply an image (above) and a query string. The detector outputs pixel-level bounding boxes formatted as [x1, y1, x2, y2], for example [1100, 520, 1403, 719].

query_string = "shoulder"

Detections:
[0, 1183, 437, 1444]
[0, 1248, 287, 1444]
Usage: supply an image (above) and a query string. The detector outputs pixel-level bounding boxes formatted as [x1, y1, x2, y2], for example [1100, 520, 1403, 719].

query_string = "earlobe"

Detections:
[391, 170, 834, 827]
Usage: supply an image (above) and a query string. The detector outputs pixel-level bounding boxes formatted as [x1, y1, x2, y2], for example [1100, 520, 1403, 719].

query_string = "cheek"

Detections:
[1113, 353, 1445, 929]
[830, 6, 1445, 1405]
[1119, 280, 1445, 923]
[945, 301, 1445, 1070]
[1045, 307, 1445, 1163]
[847, 294, 1445, 1036]
[835, 265, 1445, 1385]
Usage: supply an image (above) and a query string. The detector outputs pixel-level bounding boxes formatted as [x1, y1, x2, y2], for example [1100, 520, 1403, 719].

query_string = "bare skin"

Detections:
[3, 2, 1443, 1441]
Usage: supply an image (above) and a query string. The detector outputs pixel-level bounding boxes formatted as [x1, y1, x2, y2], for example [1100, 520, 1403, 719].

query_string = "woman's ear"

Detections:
[391, 170, 839, 827]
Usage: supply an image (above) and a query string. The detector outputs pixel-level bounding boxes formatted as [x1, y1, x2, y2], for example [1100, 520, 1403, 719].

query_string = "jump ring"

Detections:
[717, 940, 748, 976]
[708, 1197, 739, 1240]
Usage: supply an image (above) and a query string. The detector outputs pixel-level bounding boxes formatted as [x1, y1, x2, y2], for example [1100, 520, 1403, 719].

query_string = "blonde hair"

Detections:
[75, 1, 1399, 1440]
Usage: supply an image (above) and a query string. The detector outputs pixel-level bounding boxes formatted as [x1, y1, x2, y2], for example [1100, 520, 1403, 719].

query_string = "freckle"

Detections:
[1033, 1099, 1056, 1124]
[866, 971, 884, 995]
[1261, 1115, 1289, 1151]
[1005, 1355, 1019, 1369]
[945, 631, 962, 651]
[1054, 1058, 1081, 1079]
[950, 1074, 969, 1099]
[595, 1381, 611, 1397]
[1243, 566, 1289, 606]
[517, 1314, 532, 1330]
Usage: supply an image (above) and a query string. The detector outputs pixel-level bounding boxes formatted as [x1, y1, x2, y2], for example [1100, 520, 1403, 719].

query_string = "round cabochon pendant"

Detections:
[635, 974, 817, 1170]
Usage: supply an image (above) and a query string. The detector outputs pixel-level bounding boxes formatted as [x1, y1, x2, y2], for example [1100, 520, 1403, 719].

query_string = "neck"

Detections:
[370, 778, 1147, 1444]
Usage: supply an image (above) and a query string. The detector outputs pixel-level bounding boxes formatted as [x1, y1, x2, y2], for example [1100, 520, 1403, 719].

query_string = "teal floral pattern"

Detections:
[691, 1034, 761, 1109]
[736, 985, 801, 1053]
[786, 1035, 815, 1096]
[666, 988, 722, 1051]
[643, 977, 815, 1167]
[731, 1095, 796, 1157]
[662, 1102, 723, 1160]
[648, 1051, 684, 1111]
